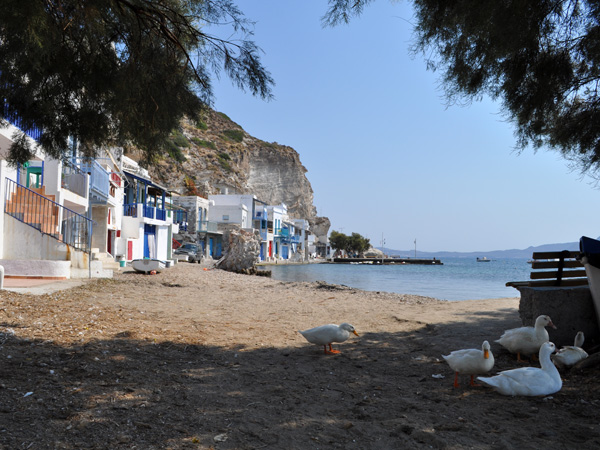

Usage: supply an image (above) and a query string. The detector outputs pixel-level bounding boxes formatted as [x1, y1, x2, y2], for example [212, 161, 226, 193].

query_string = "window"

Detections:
[223, 215, 229, 221]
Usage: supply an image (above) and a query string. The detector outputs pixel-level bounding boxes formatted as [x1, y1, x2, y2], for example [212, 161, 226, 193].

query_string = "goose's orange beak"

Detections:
[484, 349, 490, 359]
[353, 330, 359, 336]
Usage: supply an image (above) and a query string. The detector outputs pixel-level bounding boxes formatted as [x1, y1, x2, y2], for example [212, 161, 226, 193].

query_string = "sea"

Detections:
[262, 257, 532, 301]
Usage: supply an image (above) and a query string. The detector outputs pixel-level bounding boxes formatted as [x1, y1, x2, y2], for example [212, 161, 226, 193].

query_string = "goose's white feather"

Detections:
[495, 315, 555, 357]
[299, 323, 358, 346]
[442, 341, 494, 376]
[553, 331, 588, 368]
[478, 342, 562, 396]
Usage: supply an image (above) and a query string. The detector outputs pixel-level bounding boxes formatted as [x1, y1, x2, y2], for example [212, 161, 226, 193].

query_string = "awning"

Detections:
[123, 170, 169, 193]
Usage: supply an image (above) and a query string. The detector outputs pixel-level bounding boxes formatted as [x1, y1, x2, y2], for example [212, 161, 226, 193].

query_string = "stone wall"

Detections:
[517, 286, 600, 347]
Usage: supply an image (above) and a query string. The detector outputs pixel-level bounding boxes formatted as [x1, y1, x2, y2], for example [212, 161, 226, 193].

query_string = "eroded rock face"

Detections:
[215, 228, 261, 274]
[148, 109, 329, 234]
[311, 216, 331, 242]
[244, 140, 316, 221]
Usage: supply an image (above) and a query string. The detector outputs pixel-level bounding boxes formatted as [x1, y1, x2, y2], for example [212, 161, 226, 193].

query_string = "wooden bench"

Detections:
[506, 250, 588, 288]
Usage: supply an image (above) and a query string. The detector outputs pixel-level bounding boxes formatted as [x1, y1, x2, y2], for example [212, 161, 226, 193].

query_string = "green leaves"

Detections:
[0, 0, 273, 165]
[329, 230, 371, 255]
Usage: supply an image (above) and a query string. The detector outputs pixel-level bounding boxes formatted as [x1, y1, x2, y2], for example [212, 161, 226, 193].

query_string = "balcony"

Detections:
[198, 221, 219, 232]
[2, 104, 43, 142]
[76, 158, 110, 203]
[61, 160, 88, 198]
[171, 209, 188, 231]
[124, 203, 167, 221]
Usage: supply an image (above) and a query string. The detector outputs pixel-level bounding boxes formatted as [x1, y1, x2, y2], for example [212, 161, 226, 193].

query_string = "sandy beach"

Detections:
[1, 262, 599, 449]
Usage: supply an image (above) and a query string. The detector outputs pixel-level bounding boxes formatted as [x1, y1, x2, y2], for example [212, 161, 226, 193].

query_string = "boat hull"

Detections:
[580, 236, 600, 327]
[132, 259, 166, 274]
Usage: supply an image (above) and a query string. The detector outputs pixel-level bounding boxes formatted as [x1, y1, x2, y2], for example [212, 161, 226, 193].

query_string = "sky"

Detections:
[208, 1, 600, 253]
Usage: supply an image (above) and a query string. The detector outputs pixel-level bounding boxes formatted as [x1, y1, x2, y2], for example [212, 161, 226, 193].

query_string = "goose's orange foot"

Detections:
[469, 375, 482, 387]
[324, 344, 341, 354]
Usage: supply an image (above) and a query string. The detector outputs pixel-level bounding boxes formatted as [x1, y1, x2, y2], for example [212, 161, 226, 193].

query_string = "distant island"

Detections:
[377, 239, 597, 259]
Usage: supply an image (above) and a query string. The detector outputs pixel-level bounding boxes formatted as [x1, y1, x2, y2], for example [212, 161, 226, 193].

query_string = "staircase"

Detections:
[4, 178, 92, 253]
[5, 185, 62, 239]
[91, 249, 121, 270]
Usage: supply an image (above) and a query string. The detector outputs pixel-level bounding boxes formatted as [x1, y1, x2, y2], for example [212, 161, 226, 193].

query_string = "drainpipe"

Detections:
[0, 264, 4, 289]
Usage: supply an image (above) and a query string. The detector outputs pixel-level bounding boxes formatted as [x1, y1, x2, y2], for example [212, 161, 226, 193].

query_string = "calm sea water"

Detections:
[262, 257, 531, 301]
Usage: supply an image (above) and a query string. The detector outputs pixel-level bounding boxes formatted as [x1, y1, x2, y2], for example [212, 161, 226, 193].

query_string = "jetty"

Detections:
[332, 257, 442, 265]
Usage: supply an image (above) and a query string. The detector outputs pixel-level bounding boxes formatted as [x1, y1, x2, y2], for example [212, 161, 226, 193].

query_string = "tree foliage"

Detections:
[324, 0, 600, 175]
[329, 230, 371, 255]
[0, 0, 273, 166]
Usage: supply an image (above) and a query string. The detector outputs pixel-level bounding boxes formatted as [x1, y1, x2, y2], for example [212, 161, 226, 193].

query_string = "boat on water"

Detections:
[477, 257, 491, 262]
[132, 258, 167, 274]
[579, 236, 600, 327]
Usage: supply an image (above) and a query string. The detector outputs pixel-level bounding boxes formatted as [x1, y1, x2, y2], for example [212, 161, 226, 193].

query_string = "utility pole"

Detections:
[381, 233, 385, 264]
[414, 239, 417, 259]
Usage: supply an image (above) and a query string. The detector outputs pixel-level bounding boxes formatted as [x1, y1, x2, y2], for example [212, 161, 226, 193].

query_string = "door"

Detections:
[144, 224, 157, 258]
[26, 167, 42, 188]
[107, 230, 113, 255]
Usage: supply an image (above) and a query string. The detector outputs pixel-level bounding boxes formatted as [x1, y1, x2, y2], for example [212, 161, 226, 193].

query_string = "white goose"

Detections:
[442, 340, 494, 388]
[552, 331, 588, 368]
[298, 323, 359, 354]
[477, 342, 562, 396]
[496, 315, 556, 362]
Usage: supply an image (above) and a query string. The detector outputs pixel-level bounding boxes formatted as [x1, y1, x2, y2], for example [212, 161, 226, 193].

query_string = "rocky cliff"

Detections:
[143, 109, 329, 233]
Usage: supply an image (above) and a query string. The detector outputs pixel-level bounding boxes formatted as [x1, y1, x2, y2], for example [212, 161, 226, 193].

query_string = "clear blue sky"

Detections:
[209, 1, 600, 253]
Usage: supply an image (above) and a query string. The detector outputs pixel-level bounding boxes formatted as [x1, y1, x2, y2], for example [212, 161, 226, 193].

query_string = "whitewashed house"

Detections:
[119, 156, 178, 263]
[266, 203, 288, 260]
[292, 218, 310, 260]
[171, 194, 222, 259]
[0, 119, 111, 278]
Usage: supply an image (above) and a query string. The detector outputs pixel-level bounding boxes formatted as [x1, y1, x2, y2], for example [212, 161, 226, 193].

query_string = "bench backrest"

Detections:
[507, 250, 588, 288]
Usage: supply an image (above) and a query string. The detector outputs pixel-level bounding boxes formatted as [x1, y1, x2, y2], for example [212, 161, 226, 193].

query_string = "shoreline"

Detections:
[2, 262, 599, 449]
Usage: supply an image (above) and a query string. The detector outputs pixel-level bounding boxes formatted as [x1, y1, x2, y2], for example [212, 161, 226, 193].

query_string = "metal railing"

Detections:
[170, 209, 188, 231]
[76, 158, 110, 200]
[199, 220, 219, 232]
[2, 104, 43, 142]
[4, 178, 92, 252]
[124, 202, 167, 221]
[61, 160, 87, 198]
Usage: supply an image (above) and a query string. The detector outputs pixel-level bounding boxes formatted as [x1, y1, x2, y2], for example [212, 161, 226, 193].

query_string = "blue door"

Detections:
[144, 224, 156, 258]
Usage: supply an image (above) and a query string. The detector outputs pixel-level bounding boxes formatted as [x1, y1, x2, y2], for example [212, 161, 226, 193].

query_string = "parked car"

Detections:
[174, 243, 201, 263]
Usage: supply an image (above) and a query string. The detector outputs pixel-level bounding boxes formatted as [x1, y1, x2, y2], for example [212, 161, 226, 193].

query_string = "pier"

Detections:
[332, 257, 442, 265]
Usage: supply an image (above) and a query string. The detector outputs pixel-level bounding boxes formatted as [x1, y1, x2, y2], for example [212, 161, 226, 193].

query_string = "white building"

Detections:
[0, 121, 107, 278]
[119, 156, 178, 263]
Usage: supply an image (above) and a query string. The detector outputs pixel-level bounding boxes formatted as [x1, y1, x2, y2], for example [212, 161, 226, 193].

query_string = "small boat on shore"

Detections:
[132, 258, 167, 274]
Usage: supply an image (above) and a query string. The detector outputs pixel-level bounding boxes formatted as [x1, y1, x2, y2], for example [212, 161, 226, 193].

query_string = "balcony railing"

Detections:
[61, 160, 87, 198]
[199, 220, 219, 232]
[2, 104, 43, 142]
[4, 178, 92, 252]
[171, 209, 188, 231]
[76, 158, 110, 201]
[124, 202, 167, 221]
